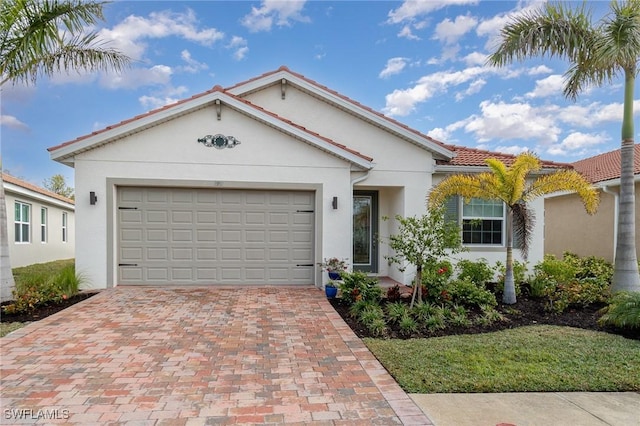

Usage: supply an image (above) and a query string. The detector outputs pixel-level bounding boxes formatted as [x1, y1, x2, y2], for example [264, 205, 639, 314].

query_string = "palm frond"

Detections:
[488, 2, 594, 67]
[0, 0, 129, 86]
[428, 173, 504, 207]
[511, 202, 535, 260]
[505, 152, 540, 204]
[524, 170, 600, 214]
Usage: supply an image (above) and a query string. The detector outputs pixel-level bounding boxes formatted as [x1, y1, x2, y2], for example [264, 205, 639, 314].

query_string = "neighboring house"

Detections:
[1, 173, 75, 300]
[545, 145, 640, 262]
[48, 66, 567, 290]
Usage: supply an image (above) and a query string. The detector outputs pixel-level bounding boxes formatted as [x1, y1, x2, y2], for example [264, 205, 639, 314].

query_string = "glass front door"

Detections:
[353, 191, 378, 272]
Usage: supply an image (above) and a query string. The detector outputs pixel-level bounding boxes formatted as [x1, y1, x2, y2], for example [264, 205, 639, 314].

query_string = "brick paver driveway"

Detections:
[1, 287, 432, 425]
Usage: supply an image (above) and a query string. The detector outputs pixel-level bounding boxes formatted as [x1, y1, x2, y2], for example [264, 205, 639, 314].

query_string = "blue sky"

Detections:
[1, 0, 636, 189]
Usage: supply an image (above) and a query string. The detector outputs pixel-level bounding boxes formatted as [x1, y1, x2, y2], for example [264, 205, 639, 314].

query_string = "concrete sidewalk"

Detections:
[410, 392, 640, 426]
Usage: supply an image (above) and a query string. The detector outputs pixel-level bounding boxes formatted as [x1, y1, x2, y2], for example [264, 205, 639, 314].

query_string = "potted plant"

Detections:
[325, 281, 338, 298]
[318, 257, 348, 280]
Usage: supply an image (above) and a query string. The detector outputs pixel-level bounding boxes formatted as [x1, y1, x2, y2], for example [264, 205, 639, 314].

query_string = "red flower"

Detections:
[437, 267, 447, 274]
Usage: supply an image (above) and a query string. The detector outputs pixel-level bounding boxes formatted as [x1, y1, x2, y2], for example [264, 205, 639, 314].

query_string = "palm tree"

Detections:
[428, 153, 599, 304]
[487, 0, 640, 293]
[0, 0, 129, 300]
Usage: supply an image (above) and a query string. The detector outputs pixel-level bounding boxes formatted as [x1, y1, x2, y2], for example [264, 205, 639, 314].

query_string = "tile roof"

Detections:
[437, 145, 571, 169]
[571, 144, 640, 183]
[2, 173, 75, 205]
[47, 76, 372, 165]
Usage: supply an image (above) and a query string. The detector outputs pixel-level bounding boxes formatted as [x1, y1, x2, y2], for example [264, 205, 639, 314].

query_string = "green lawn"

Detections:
[0, 322, 26, 337]
[364, 325, 640, 393]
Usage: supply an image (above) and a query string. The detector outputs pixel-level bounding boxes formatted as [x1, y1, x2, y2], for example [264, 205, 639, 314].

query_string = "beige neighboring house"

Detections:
[3, 173, 75, 269]
[47, 66, 567, 291]
[545, 145, 640, 262]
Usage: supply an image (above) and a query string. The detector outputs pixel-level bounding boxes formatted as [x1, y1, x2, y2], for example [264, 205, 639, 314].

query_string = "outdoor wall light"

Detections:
[90, 191, 98, 205]
[332, 196, 338, 210]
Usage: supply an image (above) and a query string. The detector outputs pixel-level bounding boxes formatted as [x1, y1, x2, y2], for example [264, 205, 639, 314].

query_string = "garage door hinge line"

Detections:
[118, 207, 138, 210]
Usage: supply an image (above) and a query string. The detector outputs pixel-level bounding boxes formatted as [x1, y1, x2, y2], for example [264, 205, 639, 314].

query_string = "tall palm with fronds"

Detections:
[0, 0, 129, 300]
[488, 0, 640, 293]
[428, 153, 599, 304]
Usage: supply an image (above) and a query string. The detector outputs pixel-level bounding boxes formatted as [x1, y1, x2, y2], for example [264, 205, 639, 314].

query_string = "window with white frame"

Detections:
[461, 198, 505, 245]
[62, 212, 67, 242]
[14, 201, 30, 243]
[41, 207, 48, 243]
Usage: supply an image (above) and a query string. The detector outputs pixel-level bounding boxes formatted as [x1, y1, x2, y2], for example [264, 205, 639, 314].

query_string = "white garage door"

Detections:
[117, 187, 315, 285]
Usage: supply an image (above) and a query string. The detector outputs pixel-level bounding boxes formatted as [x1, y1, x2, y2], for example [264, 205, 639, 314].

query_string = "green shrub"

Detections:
[3, 263, 83, 315]
[338, 271, 382, 305]
[494, 260, 528, 296]
[386, 302, 410, 324]
[530, 253, 612, 313]
[399, 314, 418, 336]
[447, 278, 497, 308]
[424, 314, 446, 330]
[598, 292, 640, 329]
[421, 260, 454, 303]
[411, 302, 434, 323]
[358, 304, 387, 337]
[456, 258, 495, 286]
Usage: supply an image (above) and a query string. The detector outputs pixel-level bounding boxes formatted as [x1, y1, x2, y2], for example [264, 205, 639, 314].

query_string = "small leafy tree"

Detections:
[43, 174, 74, 199]
[383, 205, 465, 308]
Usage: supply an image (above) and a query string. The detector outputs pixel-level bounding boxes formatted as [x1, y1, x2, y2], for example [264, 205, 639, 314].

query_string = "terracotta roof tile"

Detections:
[3, 173, 75, 205]
[572, 144, 640, 183]
[437, 145, 571, 169]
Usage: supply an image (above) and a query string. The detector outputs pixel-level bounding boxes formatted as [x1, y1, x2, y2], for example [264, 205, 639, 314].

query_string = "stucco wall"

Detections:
[544, 182, 640, 262]
[5, 189, 75, 268]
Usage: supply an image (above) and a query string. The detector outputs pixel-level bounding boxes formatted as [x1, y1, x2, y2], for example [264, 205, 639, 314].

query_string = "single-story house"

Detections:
[1, 173, 75, 301]
[545, 145, 640, 262]
[48, 66, 567, 290]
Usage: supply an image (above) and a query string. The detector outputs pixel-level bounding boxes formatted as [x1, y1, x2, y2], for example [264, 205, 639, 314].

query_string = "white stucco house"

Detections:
[1, 173, 75, 300]
[48, 66, 568, 290]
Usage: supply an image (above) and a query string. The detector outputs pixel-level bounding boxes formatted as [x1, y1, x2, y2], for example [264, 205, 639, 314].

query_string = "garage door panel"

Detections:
[118, 188, 314, 285]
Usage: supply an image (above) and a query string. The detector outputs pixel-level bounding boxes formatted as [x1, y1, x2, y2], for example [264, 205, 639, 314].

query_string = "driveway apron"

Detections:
[1, 287, 432, 425]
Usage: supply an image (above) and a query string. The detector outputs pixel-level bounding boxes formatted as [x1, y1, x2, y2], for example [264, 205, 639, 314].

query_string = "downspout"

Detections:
[602, 185, 618, 261]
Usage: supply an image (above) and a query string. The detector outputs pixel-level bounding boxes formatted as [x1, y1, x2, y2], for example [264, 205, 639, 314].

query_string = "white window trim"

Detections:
[14, 201, 31, 244]
[62, 212, 68, 243]
[460, 198, 506, 247]
[41, 207, 48, 243]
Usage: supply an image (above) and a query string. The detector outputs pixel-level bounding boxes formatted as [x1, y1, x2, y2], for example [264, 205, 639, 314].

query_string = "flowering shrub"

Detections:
[318, 257, 349, 272]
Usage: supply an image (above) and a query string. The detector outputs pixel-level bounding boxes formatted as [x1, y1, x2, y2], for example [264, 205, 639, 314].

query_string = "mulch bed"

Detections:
[329, 293, 640, 341]
[1, 292, 99, 323]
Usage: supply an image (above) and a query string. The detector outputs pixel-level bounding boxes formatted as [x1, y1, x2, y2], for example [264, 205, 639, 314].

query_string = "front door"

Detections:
[353, 191, 378, 273]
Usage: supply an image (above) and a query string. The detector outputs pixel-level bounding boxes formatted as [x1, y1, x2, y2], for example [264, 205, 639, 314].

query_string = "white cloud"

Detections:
[494, 145, 530, 155]
[383, 66, 490, 116]
[455, 79, 486, 101]
[398, 24, 421, 40]
[433, 15, 478, 45]
[138, 85, 188, 111]
[0, 115, 29, 131]
[100, 65, 173, 89]
[427, 127, 452, 143]
[227, 36, 249, 61]
[528, 65, 553, 75]
[179, 50, 208, 73]
[379, 57, 409, 79]
[476, 2, 545, 51]
[99, 9, 224, 60]
[241, 0, 310, 32]
[463, 51, 487, 67]
[526, 74, 565, 98]
[387, 0, 479, 24]
[557, 100, 640, 128]
[456, 100, 561, 144]
[546, 132, 611, 156]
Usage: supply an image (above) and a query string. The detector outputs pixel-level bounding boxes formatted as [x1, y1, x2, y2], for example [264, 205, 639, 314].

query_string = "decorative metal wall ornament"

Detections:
[197, 134, 241, 149]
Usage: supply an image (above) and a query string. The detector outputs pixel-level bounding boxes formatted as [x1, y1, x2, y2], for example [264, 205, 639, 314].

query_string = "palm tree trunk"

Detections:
[503, 208, 517, 304]
[0, 171, 16, 302]
[612, 69, 640, 293]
